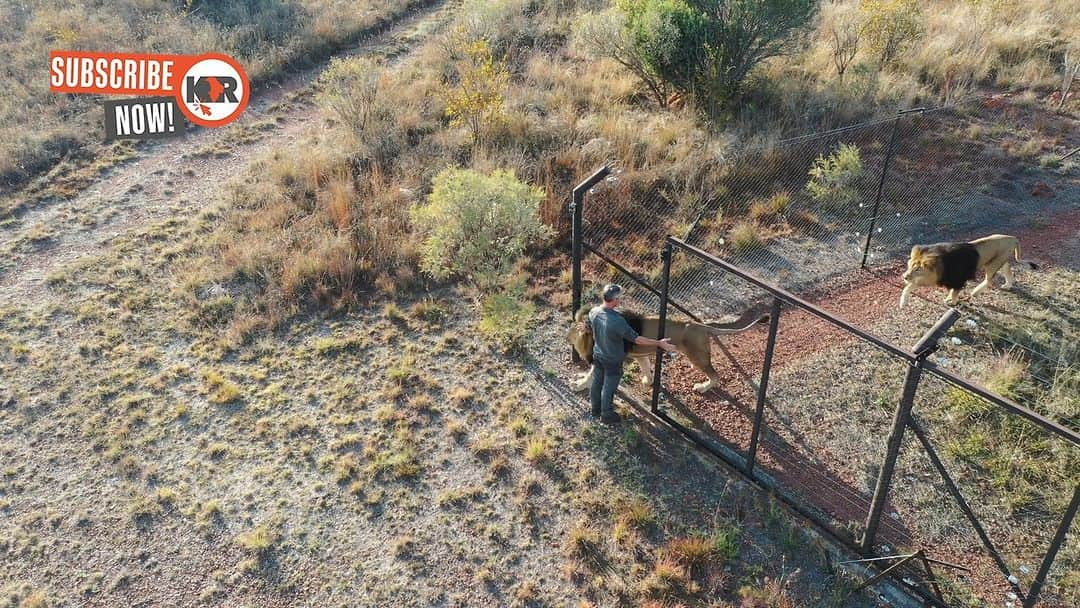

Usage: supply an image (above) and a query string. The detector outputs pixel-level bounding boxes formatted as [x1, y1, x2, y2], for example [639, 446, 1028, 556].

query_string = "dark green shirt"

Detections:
[587, 306, 639, 364]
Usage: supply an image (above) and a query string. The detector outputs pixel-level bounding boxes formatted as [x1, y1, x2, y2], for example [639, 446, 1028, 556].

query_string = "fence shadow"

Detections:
[659, 382, 915, 551]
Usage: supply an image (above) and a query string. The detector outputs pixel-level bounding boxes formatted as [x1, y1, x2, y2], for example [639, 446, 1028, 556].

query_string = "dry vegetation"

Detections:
[0, 0, 431, 188]
[0, 207, 880, 605]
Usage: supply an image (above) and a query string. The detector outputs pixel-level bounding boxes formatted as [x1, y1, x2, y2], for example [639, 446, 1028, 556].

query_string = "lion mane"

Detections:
[899, 234, 1039, 307]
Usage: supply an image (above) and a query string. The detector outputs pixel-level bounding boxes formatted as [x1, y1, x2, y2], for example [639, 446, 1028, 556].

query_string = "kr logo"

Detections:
[178, 54, 249, 128]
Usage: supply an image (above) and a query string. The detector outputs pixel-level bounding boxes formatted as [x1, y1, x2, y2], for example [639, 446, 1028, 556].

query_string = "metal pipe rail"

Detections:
[668, 236, 916, 362]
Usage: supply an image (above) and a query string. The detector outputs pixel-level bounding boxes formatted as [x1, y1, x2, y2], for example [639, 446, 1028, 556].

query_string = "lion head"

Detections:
[902, 246, 941, 287]
[568, 305, 595, 363]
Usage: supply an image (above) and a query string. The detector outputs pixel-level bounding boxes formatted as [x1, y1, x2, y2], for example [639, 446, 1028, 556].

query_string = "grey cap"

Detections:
[601, 284, 623, 302]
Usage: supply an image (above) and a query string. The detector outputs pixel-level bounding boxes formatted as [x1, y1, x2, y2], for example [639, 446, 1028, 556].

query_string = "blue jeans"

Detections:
[589, 358, 623, 416]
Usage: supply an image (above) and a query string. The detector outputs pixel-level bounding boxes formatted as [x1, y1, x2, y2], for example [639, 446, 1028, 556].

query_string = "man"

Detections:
[581, 284, 676, 423]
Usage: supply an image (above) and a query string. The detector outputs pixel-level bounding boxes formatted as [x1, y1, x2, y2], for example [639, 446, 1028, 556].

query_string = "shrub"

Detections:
[805, 143, 864, 209]
[615, 0, 817, 109]
[572, 8, 673, 107]
[410, 168, 550, 290]
[317, 57, 399, 168]
[729, 222, 765, 253]
[859, 0, 924, 65]
[829, 8, 861, 81]
[478, 289, 536, 354]
[442, 38, 510, 142]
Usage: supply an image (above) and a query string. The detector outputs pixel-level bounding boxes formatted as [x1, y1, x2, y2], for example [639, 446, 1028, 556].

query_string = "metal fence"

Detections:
[567, 103, 1079, 606]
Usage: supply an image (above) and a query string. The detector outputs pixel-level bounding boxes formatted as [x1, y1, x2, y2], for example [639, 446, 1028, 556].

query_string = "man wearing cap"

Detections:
[582, 284, 676, 423]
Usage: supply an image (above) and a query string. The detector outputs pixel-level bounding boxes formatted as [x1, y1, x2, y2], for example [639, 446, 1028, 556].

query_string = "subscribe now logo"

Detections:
[50, 51, 250, 139]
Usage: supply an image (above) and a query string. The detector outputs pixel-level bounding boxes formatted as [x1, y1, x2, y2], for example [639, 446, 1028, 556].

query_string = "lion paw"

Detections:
[693, 381, 713, 394]
[571, 375, 590, 392]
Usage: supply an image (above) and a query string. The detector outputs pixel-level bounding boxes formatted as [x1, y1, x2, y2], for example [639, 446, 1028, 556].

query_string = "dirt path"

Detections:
[0, 0, 455, 306]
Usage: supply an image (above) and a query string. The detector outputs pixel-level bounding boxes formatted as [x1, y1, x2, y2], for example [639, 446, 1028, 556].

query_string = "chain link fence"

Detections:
[569, 99, 1079, 606]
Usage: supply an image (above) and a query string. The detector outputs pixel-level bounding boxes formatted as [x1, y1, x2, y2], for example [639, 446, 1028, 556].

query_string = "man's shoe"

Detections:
[589, 408, 601, 418]
[600, 411, 622, 425]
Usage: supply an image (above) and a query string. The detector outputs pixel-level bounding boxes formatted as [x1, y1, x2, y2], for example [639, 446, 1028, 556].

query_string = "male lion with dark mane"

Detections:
[899, 234, 1038, 308]
[568, 305, 769, 394]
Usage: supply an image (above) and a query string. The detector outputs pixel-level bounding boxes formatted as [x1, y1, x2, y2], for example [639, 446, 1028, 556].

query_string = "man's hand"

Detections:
[658, 338, 677, 352]
[576, 322, 590, 334]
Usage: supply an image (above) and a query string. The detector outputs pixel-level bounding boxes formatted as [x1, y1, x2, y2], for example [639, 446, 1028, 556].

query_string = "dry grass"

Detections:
[728, 222, 766, 254]
[785, 0, 1078, 111]
[0, 0, 429, 189]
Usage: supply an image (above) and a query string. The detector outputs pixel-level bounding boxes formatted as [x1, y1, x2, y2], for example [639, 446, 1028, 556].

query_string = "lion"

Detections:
[567, 304, 769, 394]
[899, 234, 1039, 308]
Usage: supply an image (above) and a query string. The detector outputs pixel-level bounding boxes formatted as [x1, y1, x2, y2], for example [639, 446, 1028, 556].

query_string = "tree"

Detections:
[830, 14, 860, 82]
[859, 0, 923, 65]
[611, 0, 817, 110]
[410, 168, 551, 291]
[571, 8, 674, 108]
[442, 37, 509, 143]
[1059, 46, 1080, 112]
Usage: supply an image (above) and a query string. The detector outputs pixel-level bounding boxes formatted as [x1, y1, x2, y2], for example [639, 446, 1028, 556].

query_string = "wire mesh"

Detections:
[755, 323, 910, 546]
[890, 372, 1080, 607]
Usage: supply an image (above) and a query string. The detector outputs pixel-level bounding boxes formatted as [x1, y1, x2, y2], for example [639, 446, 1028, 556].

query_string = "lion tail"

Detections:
[704, 314, 770, 335]
[1013, 242, 1040, 270]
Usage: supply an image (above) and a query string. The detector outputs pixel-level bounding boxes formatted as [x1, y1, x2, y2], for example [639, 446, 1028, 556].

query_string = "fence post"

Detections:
[860, 113, 903, 269]
[650, 240, 673, 414]
[861, 308, 960, 552]
[570, 166, 610, 362]
[746, 297, 783, 475]
[1024, 484, 1080, 608]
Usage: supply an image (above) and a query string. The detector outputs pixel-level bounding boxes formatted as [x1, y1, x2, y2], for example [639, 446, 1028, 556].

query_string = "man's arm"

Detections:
[618, 317, 675, 352]
[633, 335, 676, 351]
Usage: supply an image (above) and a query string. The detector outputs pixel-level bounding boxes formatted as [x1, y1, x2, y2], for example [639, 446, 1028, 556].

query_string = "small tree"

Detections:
[442, 38, 509, 143]
[859, 0, 923, 65]
[571, 8, 673, 108]
[830, 14, 860, 82]
[613, 0, 817, 110]
[806, 143, 864, 209]
[410, 168, 551, 291]
[317, 57, 384, 135]
[317, 57, 401, 169]
[1059, 47, 1080, 112]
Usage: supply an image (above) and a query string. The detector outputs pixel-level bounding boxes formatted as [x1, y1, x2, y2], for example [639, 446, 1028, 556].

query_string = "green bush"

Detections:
[859, 0, 924, 65]
[805, 143, 864, 209]
[615, 0, 817, 109]
[410, 168, 550, 290]
[572, 8, 673, 107]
